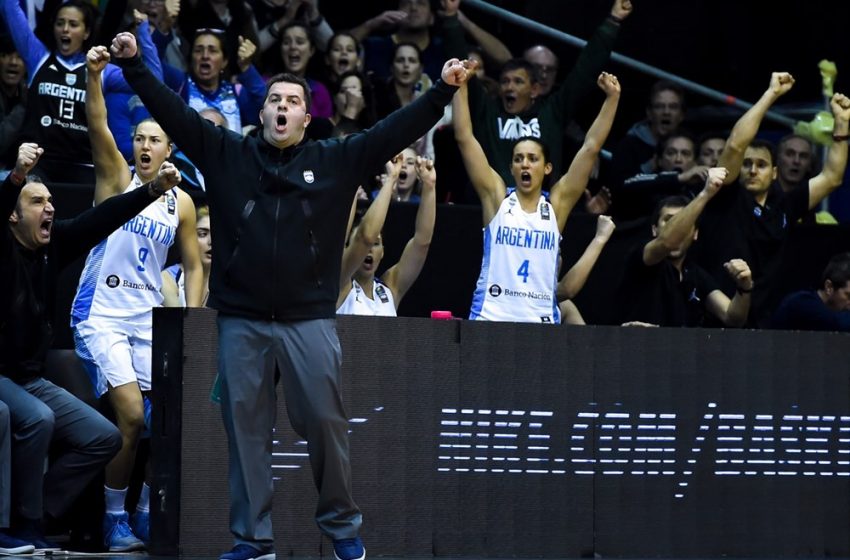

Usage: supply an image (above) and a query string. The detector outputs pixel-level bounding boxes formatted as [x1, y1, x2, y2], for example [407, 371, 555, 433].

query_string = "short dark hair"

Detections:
[822, 252, 850, 289]
[0, 35, 16, 55]
[747, 139, 777, 166]
[777, 133, 814, 153]
[655, 130, 697, 160]
[499, 58, 539, 84]
[263, 73, 312, 112]
[648, 80, 685, 110]
[651, 194, 692, 226]
[698, 131, 727, 148]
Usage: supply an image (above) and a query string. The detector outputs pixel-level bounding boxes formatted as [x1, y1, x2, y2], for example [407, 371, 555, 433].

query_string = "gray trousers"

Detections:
[217, 316, 361, 548]
[0, 375, 122, 521]
[0, 400, 9, 528]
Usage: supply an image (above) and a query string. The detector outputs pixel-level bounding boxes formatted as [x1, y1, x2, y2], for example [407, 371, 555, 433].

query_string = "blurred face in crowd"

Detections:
[133, 120, 172, 182]
[0, 50, 25, 95]
[327, 34, 359, 79]
[281, 25, 314, 77]
[196, 213, 212, 268]
[398, 0, 433, 31]
[647, 89, 684, 139]
[392, 45, 422, 88]
[395, 148, 418, 196]
[698, 137, 725, 167]
[192, 32, 227, 89]
[777, 136, 813, 189]
[54, 6, 89, 57]
[653, 205, 695, 260]
[739, 145, 777, 199]
[658, 136, 696, 172]
[9, 182, 54, 250]
[357, 230, 384, 279]
[523, 45, 558, 96]
[334, 74, 364, 117]
[511, 139, 551, 195]
[500, 67, 535, 115]
[200, 108, 228, 128]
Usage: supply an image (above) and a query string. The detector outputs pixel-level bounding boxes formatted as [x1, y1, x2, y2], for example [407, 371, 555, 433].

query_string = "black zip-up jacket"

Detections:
[0, 175, 162, 382]
[116, 53, 457, 321]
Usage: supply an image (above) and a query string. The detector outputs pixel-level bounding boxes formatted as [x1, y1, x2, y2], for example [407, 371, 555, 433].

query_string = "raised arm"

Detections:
[550, 72, 620, 232]
[2, 144, 43, 218]
[383, 156, 437, 307]
[717, 72, 794, 185]
[336, 156, 401, 307]
[549, 0, 628, 121]
[86, 46, 132, 204]
[440, 0, 512, 67]
[808, 93, 850, 208]
[349, 9, 407, 42]
[452, 79, 505, 223]
[643, 167, 726, 266]
[109, 32, 227, 172]
[175, 190, 203, 306]
[1, 0, 48, 75]
[705, 258, 753, 327]
[55, 162, 182, 267]
[556, 214, 615, 301]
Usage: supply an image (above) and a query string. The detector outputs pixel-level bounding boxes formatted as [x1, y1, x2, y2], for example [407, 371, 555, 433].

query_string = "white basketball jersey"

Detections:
[71, 175, 180, 325]
[469, 191, 561, 323]
[337, 278, 397, 317]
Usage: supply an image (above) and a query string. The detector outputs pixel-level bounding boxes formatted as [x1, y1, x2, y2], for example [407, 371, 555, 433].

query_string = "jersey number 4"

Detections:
[517, 259, 530, 283]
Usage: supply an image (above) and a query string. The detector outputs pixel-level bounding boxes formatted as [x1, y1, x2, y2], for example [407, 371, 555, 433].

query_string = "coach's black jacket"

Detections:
[0, 175, 161, 382]
[117, 53, 456, 321]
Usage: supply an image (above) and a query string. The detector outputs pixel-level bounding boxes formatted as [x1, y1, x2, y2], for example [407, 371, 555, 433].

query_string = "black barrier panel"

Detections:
[151, 309, 850, 557]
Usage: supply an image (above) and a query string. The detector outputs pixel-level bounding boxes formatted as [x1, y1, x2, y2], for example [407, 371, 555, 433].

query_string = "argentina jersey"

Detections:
[469, 191, 561, 323]
[71, 175, 180, 325]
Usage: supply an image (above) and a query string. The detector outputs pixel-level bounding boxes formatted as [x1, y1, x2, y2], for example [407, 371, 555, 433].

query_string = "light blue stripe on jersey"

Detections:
[551, 267, 561, 324]
[72, 327, 104, 398]
[70, 239, 107, 326]
[468, 226, 493, 320]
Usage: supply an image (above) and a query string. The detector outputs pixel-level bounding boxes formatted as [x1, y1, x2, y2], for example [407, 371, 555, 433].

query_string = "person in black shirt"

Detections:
[772, 252, 850, 331]
[110, 29, 475, 560]
[621, 168, 753, 327]
[697, 72, 850, 326]
[0, 142, 180, 551]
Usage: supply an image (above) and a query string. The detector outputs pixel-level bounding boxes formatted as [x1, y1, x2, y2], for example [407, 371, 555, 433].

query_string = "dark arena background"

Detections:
[150, 309, 850, 558]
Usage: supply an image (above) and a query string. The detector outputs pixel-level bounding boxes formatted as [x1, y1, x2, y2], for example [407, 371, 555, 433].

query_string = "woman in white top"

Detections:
[70, 45, 202, 552]
[454, 68, 621, 323]
[337, 153, 436, 316]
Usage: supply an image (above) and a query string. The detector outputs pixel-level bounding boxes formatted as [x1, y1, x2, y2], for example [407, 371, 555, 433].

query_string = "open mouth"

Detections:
[398, 170, 408, 181]
[337, 58, 349, 70]
[364, 255, 374, 266]
[40, 218, 53, 237]
[139, 153, 152, 164]
[276, 114, 287, 128]
[199, 62, 212, 74]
